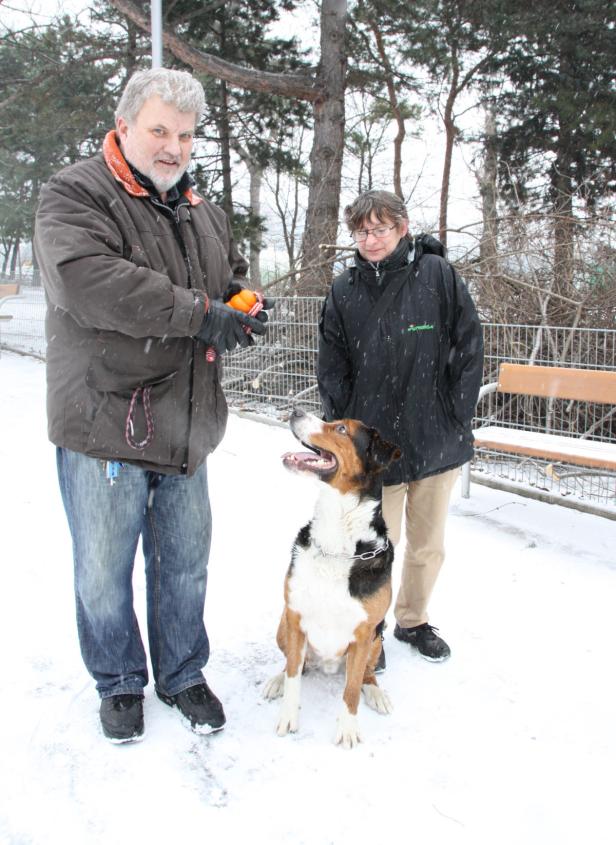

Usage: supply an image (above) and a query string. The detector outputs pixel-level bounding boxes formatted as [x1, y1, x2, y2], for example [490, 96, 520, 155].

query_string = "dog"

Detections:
[263, 408, 400, 748]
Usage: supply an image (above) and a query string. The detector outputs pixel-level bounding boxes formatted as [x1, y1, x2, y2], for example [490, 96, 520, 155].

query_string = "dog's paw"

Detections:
[262, 672, 285, 700]
[362, 683, 393, 715]
[276, 701, 300, 736]
[335, 706, 361, 749]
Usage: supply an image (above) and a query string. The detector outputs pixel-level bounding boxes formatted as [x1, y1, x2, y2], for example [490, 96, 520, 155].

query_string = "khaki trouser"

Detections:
[382, 467, 459, 629]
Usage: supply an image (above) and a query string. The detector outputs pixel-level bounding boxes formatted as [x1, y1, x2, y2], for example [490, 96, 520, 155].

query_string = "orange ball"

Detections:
[227, 288, 258, 313]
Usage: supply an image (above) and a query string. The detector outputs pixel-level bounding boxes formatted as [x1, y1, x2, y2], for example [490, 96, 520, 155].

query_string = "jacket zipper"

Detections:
[150, 195, 196, 473]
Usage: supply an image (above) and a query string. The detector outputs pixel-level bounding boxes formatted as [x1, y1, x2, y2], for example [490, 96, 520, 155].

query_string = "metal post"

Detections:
[151, 0, 163, 68]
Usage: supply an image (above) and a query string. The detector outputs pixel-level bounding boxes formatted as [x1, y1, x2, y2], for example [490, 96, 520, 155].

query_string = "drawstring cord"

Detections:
[124, 288, 263, 448]
[125, 386, 154, 449]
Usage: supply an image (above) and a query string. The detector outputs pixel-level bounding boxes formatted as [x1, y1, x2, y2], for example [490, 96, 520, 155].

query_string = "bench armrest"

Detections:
[0, 294, 24, 308]
[461, 381, 499, 499]
[477, 381, 498, 404]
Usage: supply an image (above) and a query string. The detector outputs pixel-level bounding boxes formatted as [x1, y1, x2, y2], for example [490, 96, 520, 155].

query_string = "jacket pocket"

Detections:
[85, 358, 179, 464]
[437, 386, 463, 431]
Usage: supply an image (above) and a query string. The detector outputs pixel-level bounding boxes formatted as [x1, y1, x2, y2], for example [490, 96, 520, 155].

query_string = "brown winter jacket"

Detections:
[34, 131, 248, 475]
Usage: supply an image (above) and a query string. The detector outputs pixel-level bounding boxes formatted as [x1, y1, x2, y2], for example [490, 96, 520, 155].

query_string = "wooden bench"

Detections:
[0, 283, 20, 298]
[0, 283, 21, 356]
[461, 363, 616, 497]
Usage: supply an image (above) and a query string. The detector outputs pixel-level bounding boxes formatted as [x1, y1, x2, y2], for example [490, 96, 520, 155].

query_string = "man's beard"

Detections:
[146, 162, 188, 194]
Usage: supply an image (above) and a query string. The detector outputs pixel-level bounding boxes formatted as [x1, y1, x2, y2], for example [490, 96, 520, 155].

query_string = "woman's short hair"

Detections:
[344, 190, 409, 232]
[115, 68, 206, 125]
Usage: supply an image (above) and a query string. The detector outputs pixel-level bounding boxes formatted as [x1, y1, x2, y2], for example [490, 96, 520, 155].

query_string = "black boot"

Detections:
[394, 623, 451, 662]
[157, 681, 226, 734]
[100, 694, 144, 743]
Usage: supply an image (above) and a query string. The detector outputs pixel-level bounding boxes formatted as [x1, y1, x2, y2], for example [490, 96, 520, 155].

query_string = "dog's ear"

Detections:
[368, 429, 401, 470]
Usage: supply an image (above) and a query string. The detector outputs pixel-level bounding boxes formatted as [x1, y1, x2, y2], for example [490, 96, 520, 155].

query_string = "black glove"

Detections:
[223, 282, 275, 324]
[252, 295, 275, 324]
[195, 299, 266, 355]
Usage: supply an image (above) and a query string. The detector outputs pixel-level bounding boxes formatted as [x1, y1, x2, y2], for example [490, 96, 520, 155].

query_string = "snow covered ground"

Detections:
[0, 351, 614, 845]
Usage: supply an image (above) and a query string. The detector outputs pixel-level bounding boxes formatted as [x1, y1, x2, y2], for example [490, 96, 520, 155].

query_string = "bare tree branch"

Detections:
[107, 0, 322, 101]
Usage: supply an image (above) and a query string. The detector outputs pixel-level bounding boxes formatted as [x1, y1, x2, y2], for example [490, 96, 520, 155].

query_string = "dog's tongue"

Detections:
[282, 451, 317, 465]
[282, 451, 336, 471]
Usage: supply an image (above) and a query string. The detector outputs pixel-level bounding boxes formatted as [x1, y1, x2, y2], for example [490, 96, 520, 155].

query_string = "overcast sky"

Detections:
[2, 0, 89, 25]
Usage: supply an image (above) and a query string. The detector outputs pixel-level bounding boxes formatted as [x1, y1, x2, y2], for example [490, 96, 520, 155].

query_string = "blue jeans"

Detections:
[57, 448, 212, 700]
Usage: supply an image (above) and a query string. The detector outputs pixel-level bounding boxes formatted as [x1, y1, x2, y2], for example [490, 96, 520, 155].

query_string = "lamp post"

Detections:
[151, 0, 162, 68]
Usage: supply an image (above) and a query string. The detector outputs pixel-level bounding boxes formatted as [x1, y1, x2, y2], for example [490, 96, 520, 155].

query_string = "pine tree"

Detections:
[0, 17, 129, 270]
[484, 0, 616, 293]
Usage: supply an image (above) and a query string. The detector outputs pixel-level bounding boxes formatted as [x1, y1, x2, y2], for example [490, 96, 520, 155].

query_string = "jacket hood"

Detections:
[413, 232, 447, 262]
[102, 130, 203, 207]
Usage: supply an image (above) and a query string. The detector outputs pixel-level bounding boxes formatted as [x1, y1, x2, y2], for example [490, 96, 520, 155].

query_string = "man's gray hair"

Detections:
[115, 68, 206, 124]
[344, 190, 409, 232]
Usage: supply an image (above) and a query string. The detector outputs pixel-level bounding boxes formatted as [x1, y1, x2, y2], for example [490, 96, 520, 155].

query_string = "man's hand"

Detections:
[223, 282, 275, 323]
[195, 299, 266, 356]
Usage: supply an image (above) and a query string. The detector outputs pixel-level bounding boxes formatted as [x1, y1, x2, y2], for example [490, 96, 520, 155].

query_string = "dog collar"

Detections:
[314, 539, 390, 561]
[352, 540, 390, 561]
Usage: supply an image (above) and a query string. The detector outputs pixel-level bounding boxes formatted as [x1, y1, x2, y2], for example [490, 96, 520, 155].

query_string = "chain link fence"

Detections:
[2, 272, 615, 510]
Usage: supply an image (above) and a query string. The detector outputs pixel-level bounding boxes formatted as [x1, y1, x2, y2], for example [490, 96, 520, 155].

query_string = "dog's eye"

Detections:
[335, 424, 347, 435]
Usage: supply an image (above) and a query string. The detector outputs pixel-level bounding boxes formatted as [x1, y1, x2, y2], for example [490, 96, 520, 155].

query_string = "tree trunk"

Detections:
[551, 98, 575, 305]
[548, 46, 576, 319]
[299, 0, 348, 295]
[439, 83, 457, 249]
[552, 165, 574, 312]
[478, 105, 498, 277]
[124, 19, 139, 80]
[438, 36, 464, 250]
[216, 79, 234, 219]
[248, 161, 263, 286]
[270, 148, 302, 284]
[1, 243, 11, 275]
[370, 22, 405, 199]
[233, 140, 265, 285]
[9, 235, 20, 276]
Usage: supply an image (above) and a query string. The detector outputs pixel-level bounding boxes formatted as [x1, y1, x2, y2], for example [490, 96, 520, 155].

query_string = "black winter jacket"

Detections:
[317, 235, 484, 485]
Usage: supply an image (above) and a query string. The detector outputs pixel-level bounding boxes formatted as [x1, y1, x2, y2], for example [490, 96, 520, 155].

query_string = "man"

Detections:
[317, 190, 483, 664]
[34, 68, 271, 743]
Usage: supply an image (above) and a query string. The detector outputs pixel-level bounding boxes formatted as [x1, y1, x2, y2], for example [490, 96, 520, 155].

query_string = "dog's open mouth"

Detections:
[282, 440, 337, 476]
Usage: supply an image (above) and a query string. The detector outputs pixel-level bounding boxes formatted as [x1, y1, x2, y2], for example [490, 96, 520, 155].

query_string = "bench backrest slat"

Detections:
[0, 283, 20, 298]
[498, 363, 616, 404]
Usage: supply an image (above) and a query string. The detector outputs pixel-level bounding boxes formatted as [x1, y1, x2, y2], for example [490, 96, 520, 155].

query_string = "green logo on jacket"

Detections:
[407, 323, 434, 332]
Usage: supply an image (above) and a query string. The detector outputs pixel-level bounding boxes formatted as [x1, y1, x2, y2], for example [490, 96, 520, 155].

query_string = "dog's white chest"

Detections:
[288, 547, 367, 660]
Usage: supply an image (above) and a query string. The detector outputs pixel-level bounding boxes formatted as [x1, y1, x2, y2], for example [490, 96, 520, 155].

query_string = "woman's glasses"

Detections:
[351, 224, 396, 242]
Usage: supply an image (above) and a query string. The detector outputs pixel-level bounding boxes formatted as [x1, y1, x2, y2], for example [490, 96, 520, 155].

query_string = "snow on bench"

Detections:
[471, 426, 616, 470]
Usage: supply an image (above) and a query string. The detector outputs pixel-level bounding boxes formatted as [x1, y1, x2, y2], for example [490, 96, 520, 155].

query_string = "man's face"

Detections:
[116, 95, 196, 194]
[353, 211, 408, 263]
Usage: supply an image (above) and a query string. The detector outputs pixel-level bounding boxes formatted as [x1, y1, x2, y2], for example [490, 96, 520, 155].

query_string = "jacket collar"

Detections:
[353, 236, 413, 284]
[102, 130, 203, 206]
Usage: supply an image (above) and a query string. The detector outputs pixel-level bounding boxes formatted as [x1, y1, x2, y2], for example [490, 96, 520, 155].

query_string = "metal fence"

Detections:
[223, 296, 323, 417]
[2, 278, 615, 509]
[0, 283, 46, 359]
